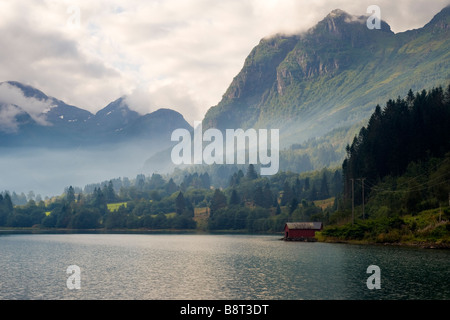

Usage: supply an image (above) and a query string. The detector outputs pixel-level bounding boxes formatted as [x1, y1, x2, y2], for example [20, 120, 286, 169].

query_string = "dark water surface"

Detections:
[0, 233, 448, 300]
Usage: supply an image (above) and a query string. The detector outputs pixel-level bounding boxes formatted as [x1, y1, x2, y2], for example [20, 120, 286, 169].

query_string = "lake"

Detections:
[0, 233, 449, 300]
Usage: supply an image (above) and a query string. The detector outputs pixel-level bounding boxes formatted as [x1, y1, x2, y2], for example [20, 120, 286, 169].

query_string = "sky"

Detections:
[0, 0, 448, 125]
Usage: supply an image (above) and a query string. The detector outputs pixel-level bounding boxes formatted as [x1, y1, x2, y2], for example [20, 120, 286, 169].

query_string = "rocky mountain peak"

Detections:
[313, 8, 392, 36]
[423, 5, 450, 32]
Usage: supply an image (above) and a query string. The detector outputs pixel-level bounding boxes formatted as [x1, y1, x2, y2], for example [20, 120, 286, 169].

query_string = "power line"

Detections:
[390, 156, 450, 189]
[361, 156, 450, 194]
[370, 177, 450, 194]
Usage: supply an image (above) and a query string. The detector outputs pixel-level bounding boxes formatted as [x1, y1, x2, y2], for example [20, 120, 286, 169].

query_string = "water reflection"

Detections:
[0, 234, 448, 300]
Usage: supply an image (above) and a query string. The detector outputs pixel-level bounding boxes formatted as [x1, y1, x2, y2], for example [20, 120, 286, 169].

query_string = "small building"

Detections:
[284, 222, 323, 241]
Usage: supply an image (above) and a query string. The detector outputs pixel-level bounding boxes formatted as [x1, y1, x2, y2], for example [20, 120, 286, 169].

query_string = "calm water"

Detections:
[0, 233, 448, 300]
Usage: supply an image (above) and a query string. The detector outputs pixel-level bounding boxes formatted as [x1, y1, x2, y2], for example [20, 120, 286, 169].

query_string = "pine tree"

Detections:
[149, 173, 165, 189]
[200, 172, 211, 189]
[229, 189, 240, 206]
[332, 170, 343, 196]
[0, 194, 10, 226]
[246, 164, 258, 180]
[166, 178, 178, 194]
[66, 186, 75, 204]
[304, 177, 310, 191]
[275, 203, 281, 215]
[262, 183, 273, 208]
[281, 181, 294, 206]
[3, 193, 13, 212]
[294, 178, 303, 199]
[175, 191, 186, 215]
[106, 181, 116, 202]
[289, 198, 299, 214]
[320, 172, 329, 199]
[210, 189, 227, 216]
[253, 186, 265, 207]
[310, 184, 317, 201]
[93, 187, 107, 212]
[136, 174, 145, 191]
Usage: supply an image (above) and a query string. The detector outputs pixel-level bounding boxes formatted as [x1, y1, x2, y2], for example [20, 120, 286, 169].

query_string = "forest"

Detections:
[1, 85, 449, 245]
[0, 164, 341, 232]
[323, 85, 450, 244]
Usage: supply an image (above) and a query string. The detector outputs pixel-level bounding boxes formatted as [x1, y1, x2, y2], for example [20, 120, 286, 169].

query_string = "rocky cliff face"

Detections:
[203, 6, 450, 148]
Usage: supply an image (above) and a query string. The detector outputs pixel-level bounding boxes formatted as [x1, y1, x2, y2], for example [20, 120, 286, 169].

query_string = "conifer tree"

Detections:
[175, 191, 186, 215]
[246, 164, 258, 180]
[210, 189, 227, 216]
[229, 189, 240, 206]
[66, 186, 75, 204]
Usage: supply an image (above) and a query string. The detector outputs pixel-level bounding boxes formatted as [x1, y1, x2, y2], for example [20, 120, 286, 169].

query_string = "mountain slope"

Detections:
[0, 81, 193, 196]
[0, 81, 192, 148]
[203, 6, 450, 150]
[91, 96, 140, 133]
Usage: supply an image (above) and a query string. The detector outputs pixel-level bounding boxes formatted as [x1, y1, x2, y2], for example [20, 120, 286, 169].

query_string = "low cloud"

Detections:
[0, 83, 55, 132]
[0, 0, 447, 121]
[0, 0, 448, 197]
[124, 81, 204, 124]
[0, 104, 22, 133]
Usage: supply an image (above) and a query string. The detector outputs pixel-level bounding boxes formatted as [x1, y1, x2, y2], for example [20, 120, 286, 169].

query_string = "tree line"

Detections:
[343, 85, 450, 202]
[3, 85, 448, 240]
[323, 85, 450, 243]
[0, 164, 343, 232]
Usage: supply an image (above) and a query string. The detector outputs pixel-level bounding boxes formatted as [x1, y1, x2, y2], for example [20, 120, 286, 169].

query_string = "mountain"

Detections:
[90, 97, 140, 133]
[202, 6, 450, 151]
[0, 81, 193, 196]
[0, 81, 192, 148]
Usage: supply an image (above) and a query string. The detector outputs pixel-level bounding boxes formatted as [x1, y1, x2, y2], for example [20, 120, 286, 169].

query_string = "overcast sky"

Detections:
[0, 0, 448, 124]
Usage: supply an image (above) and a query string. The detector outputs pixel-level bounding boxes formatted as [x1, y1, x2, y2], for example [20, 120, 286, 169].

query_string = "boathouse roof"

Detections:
[285, 222, 323, 230]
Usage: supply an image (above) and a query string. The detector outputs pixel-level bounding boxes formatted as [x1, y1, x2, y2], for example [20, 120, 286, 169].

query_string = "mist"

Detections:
[0, 141, 168, 199]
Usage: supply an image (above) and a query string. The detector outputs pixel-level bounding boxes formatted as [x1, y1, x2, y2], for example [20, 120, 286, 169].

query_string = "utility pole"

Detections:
[351, 178, 354, 225]
[358, 178, 366, 219]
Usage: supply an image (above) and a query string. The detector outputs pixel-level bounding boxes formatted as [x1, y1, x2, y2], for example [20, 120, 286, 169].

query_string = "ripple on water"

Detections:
[0, 233, 448, 300]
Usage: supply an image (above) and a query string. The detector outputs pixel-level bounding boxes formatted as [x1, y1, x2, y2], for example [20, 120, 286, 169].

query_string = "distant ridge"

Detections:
[0, 81, 192, 148]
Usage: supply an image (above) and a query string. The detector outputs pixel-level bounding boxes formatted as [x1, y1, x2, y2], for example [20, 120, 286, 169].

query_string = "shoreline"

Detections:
[317, 236, 450, 249]
[1, 227, 448, 249]
[0, 227, 282, 236]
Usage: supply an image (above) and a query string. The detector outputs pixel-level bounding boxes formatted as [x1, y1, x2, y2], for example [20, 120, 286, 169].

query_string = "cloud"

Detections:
[0, 0, 447, 122]
[124, 81, 206, 124]
[0, 0, 128, 113]
[0, 83, 55, 132]
[0, 0, 448, 197]
[0, 104, 22, 133]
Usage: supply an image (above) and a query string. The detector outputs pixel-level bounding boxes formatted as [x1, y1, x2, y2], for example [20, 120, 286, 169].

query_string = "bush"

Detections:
[322, 222, 368, 240]
[376, 229, 401, 243]
[71, 209, 101, 229]
[430, 223, 449, 239]
[388, 216, 405, 229]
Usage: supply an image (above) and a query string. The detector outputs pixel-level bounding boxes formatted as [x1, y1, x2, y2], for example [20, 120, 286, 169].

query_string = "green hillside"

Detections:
[321, 85, 450, 247]
[203, 6, 450, 170]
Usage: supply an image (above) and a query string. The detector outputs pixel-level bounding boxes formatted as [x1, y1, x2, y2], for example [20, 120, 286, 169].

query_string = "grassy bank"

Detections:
[318, 207, 450, 248]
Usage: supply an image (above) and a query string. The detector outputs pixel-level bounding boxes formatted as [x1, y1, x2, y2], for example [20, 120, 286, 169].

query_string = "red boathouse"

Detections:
[284, 222, 323, 241]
